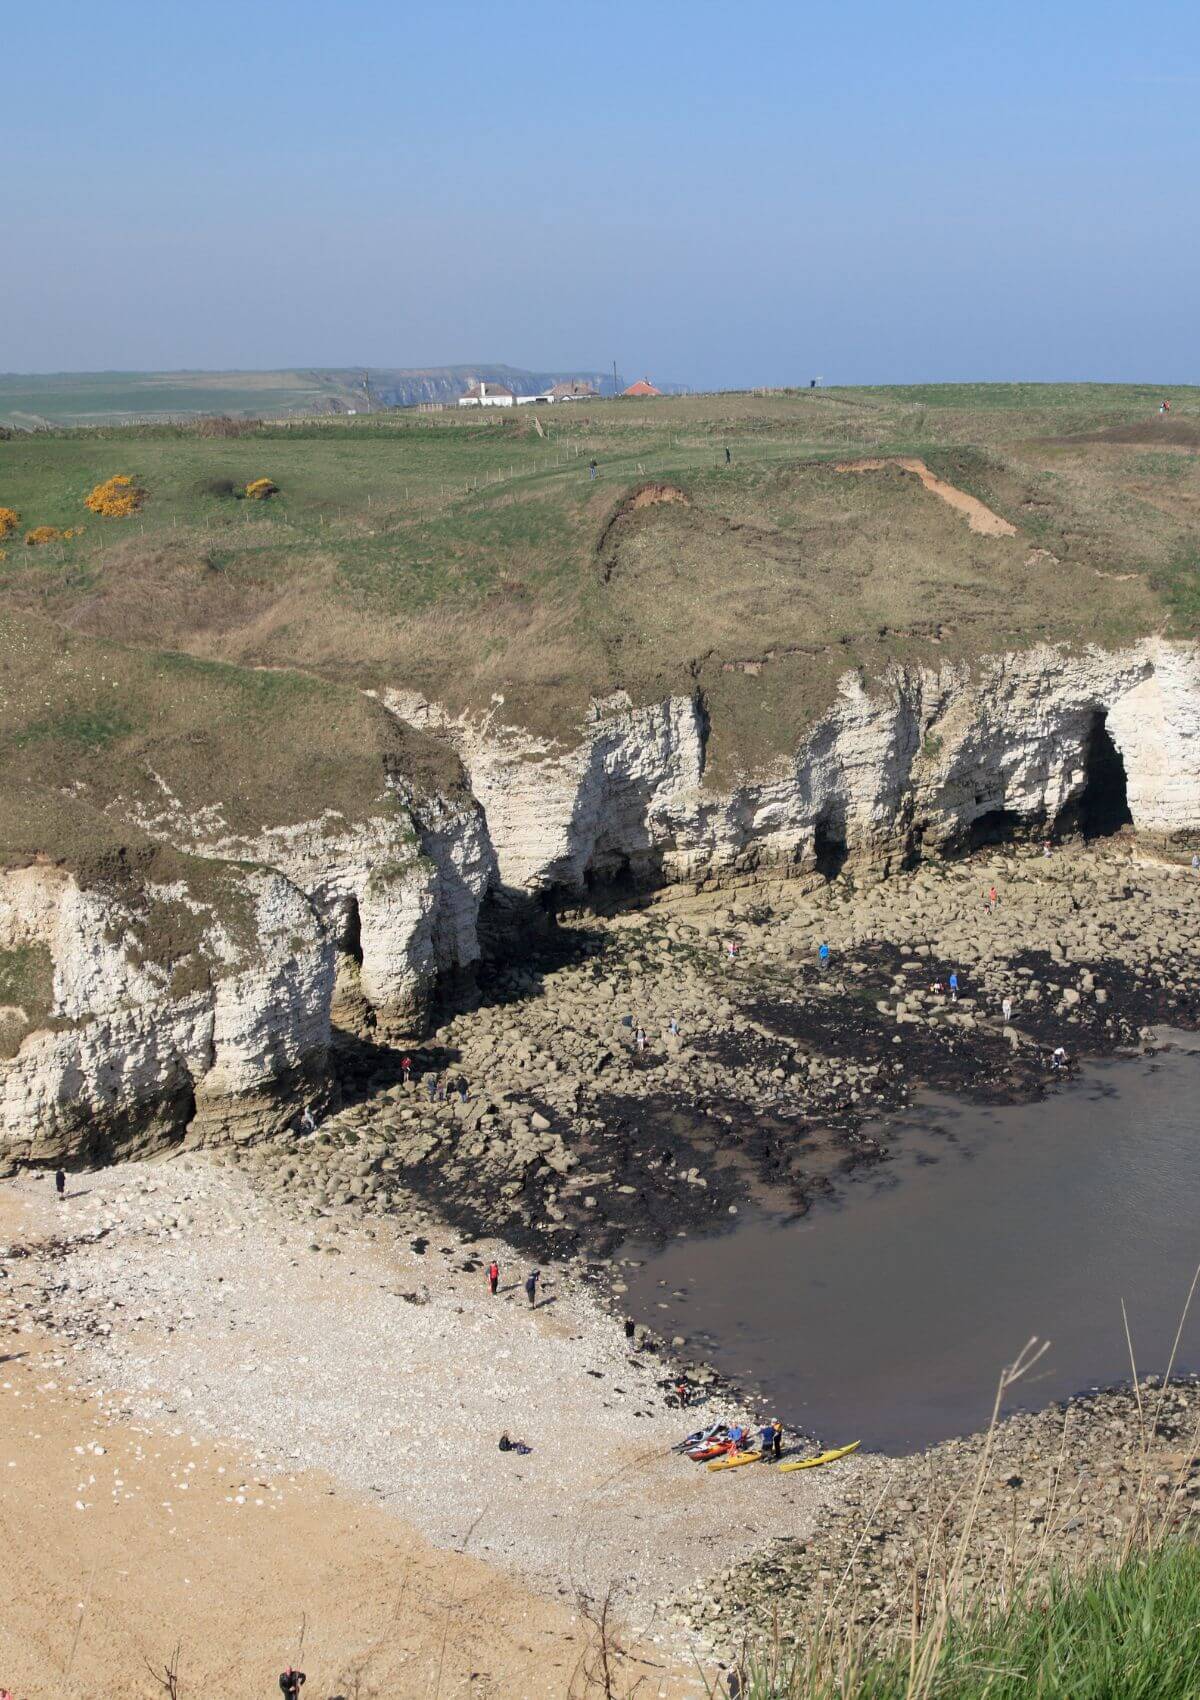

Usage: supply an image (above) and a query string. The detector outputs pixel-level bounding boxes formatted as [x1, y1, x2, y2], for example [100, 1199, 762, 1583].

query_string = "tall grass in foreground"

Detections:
[715, 1309, 1200, 1700]
[739, 1545, 1200, 1700]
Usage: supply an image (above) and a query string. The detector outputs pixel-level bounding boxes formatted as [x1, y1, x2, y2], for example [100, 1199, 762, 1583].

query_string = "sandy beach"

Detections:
[0, 1166, 845, 1698]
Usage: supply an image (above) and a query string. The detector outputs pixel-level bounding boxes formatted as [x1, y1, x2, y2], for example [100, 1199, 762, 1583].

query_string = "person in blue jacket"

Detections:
[949, 971, 959, 1002]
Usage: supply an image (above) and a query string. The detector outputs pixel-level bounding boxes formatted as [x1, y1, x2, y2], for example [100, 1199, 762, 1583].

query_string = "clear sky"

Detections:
[7, 0, 1199, 387]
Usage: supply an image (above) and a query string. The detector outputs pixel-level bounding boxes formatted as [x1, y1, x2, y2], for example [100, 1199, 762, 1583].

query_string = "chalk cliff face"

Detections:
[3, 638, 1198, 1169]
[0, 860, 332, 1167]
[118, 775, 497, 1028]
[388, 640, 1200, 891]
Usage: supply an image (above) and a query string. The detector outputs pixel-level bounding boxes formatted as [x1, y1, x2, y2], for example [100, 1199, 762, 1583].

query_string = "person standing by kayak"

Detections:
[770, 1419, 784, 1459]
[758, 1422, 774, 1460]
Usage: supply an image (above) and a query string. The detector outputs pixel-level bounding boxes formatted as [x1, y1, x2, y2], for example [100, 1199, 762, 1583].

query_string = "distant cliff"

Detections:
[0, 366, 624, 427]
[364, 365, 621, 407]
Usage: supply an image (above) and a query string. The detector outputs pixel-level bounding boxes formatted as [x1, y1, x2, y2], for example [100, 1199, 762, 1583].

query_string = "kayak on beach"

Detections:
[689, 1438, 736, 1461]
[778, 1441, 861, 1472]
[707, 1448, 762, 1471]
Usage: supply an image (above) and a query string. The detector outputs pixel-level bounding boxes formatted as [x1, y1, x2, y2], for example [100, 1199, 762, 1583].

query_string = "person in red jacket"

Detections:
[488, 1260, 499, 1295]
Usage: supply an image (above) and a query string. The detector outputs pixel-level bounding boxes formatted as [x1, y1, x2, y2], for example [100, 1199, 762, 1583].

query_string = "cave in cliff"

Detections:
[814, 815, 849, 879]
[1069, 710, 1133, 838]
[343, 896, 364, 963]
[967, 808, 1024, 852]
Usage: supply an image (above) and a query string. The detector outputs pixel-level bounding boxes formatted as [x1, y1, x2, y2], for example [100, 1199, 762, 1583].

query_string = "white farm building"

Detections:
[458, 380, 516, 408]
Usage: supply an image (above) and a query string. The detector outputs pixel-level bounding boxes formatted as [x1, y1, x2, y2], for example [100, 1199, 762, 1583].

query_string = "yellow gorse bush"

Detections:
[25, 526, 63, 546]
[85, 474, 146, 518]
[244, 477, 279, 500]
[0, 506, 19, 540]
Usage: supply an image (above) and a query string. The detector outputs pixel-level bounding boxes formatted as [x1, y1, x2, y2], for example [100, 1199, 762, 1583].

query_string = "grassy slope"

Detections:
[748, 1544, 1200, 1700]
[0, 383, 1196, 847]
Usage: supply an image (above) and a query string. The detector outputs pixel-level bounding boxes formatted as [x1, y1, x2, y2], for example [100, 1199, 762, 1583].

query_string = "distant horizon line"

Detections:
[1, 366, 1197, 391]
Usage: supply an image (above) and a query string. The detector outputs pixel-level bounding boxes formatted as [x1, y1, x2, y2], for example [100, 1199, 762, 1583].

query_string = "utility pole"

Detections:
[612, 359, 618, 397]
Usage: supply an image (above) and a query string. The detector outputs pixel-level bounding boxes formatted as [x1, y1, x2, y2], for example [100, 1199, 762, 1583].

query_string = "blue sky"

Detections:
[7, 0, 1199, 386]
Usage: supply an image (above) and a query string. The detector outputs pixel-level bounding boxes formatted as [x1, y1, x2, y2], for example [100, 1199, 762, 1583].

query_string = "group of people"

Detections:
[426, 1072, 469, 1104]
[484, 1259, 544, 1308]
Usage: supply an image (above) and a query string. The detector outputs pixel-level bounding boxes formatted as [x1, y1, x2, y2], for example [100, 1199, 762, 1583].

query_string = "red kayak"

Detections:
[688, 1438, 736, 1462]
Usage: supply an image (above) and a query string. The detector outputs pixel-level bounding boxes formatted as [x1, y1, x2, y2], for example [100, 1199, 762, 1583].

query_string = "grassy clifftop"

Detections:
[1, 384, 1196, 817]
[0, 610, 462, 878]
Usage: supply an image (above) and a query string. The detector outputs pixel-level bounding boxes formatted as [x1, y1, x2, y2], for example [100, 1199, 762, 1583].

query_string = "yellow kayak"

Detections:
[707, 1449, 762, 1471]
[778, 1441, 861, 1473]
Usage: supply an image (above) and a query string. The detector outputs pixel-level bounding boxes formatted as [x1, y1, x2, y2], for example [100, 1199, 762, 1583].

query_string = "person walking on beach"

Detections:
[818, 942, 830, 970]
[948, 971, 959, 1003]
[427, 1073, 438, 1102]
[401, 1055, 412, 1084]
[488, 1259, 499, 1296]
[279, 1669, 306, 1698]
[1002, 995, 1013, 1024]
[668, 1016, 679, 1037]
[55, 1168, 66, 1202]
[525, 1269, 541, 1307]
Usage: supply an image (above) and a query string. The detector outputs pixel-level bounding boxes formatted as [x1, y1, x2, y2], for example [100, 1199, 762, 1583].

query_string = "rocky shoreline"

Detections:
[233, 839, 1198, 1278]
[676, 1376, 1200, 1659]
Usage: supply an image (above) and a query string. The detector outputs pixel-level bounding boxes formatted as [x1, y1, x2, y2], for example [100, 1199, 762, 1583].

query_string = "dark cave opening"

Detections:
[967, 808, 1024, 853]
[343, 896, 364, 964]
[1064, 710, 1133, 839]
[814, 816, 849, 879]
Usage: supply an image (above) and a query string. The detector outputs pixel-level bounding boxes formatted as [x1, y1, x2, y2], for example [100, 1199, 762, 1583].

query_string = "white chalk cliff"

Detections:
[3, 638, 1198, 1167]
[388, 639, 1200, 890]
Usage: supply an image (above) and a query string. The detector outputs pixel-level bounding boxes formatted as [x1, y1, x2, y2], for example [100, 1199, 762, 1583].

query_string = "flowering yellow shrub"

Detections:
[0, 507, 19, 540]
[85, 474, 145, 518]
[244, 477, 279, 500]
[25, 526, 63, 546]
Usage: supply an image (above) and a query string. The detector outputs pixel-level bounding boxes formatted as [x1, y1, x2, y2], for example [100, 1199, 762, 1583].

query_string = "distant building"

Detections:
[622, 377, 662, 397]
[549, 380, 597, 401]
[458, 380, 515, 408]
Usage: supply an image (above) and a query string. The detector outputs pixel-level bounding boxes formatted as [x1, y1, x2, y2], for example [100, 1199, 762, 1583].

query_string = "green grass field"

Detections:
[1, 383, 1198, 863]
[741, 1544, 1200, 1700]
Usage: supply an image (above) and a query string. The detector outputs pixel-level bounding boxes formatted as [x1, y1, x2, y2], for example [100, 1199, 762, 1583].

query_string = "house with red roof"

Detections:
[622, 377, 662, 397]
